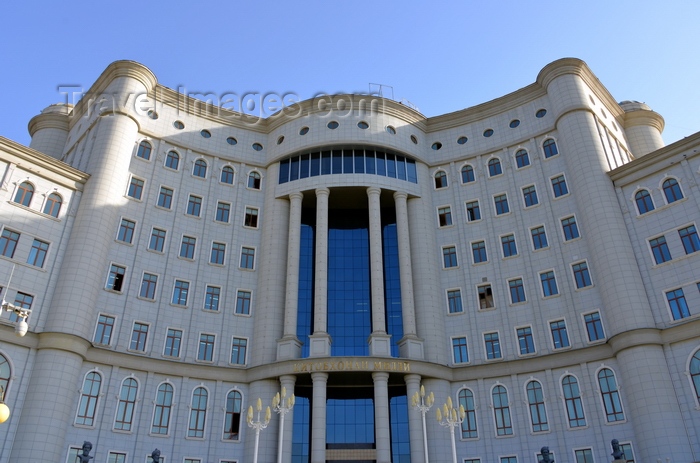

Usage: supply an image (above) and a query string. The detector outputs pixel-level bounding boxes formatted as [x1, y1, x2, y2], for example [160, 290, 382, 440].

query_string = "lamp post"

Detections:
[436, 396, 465, 463]
[272, 387, 295, 463]
[411, 385, 434, 463]
[0, 386, 9, 424]
[247, 397, 271, 463]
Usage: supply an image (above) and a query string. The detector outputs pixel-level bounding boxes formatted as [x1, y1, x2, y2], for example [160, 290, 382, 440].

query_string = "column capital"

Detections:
[366, 186, 382, 197]
[393, 191, 408, 201]
[311, 371, 329, 382]
[372, 371, 390, 382]
[289, 191, 304, 201]
[315, 187, 330, 197]
[280, 375, 297, 384]
[403, 374, 422, 386]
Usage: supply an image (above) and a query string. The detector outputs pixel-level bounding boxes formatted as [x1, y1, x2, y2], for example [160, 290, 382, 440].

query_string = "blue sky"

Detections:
[2, 0, 699, 147]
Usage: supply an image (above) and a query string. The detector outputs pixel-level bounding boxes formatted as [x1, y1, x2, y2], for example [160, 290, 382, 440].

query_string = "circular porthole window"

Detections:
[277, 136, 285, 145]
[252, 143, 263, 151]
[173, 120, 185, 129]
[299, 126, 309, 135]
[200, 129, 211, 138]
[386, 125, 396, 135]
[431, 142, 442, 150]
[509, 119, 520, 128]
[357, 121, 369, 129]
[410, 135, 418, 144]
[147, 110, 158, 120]
[483, 129, 494, 138]
[327, 121, 339, 130]
[226, 136, 238, 145]
[457, 136, 468, 145]
[536, 109, 547, 118]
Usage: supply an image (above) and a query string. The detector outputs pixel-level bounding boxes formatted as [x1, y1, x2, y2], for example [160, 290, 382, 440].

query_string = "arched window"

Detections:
[458, 388, 478, 438]
[151, 383, 174, 435]
[434, 171, 448, 189]
[75, 371, 102, 426]
[488, 158, 502, 177]
[597, 368, 624, 422]
[691, 350, 700, 404]
[165, 151, 179, 170]
[43, 192, 62, 217]
[221, 166, 235, 185]
[193, 159, 208, 178]
[461, 165, 475, 183]
[14, 181, 34, 207]
[136, 141, 152, 160]
[526, 380, 548, 432]
[662, 178, 684, 203]
[491, 385, 512, 436]
[543, 139, 559, 158]
[562, 375, 586, 427]
[634, 189, 655, 214]
[515, 149, 530, 168]
[248, 171, 261, 189]
[188, 387, 208, 438]
[0, 354, 10, 402]
[224, 390, 243, 440]
[114, 377, 138, 431]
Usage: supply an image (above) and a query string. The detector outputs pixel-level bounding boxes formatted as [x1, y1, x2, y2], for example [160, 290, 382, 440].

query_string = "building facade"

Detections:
[0, 58, 699, 463]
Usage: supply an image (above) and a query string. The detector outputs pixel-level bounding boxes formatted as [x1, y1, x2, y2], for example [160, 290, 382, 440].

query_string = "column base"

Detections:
[277, 336, 303, 361]
[308, 333, 332, 357]
[369, 333, 392, 357]
[398, 335, 424, 360]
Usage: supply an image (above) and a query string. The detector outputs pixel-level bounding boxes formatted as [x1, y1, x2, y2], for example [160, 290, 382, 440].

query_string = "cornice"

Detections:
[27, 111, 71, 137]
[623, 108, 665, 132]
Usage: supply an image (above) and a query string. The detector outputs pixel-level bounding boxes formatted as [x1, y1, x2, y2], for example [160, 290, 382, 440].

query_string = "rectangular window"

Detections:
[172, 280, 190, 306]
[187, 195, 202, 217]
[94, 314, 115, 345]
[231, 337, 248, 365]
[107, 452, 127, 463]
[531, 226, 548, 249]
[149, 228, 166, 252]
[130, 322, 148, 352]
[447, 289, 463, 314]
[244, 207, 259, 227]
[666, 288, 690, 320]
[180, 236, 197, 259]
[472, 241, 487, 263]
[216, 201, 231, 223]
[517, 326, 535, 355]
[197, 333, 215, 362]
[501, 458, 517, 463]
[574, 449, 594, 463]
[584, 312, 605, 341]
[240, 247, 255, 269]
[0, 229, 20, 258]
[117, 218, 136, 243]
[509, 278, 526, 303]
[157, 187, 173, 209]
[550, 320, 570, 349]
[235, 290, 252, 315]
[10, 292, 33, 322]
[184, 459, 201, 463]
[452, 337, 468, 363]
[679, 225, 700, 254]
[649, 236, 672, 264]
[484, 332, 501, 359]
[106, 264, 126, 292]
[27, 238, 49, 267]
[494, 194, 509, 215]
[140, 273, 158, 300]
[620, 443, 635, 463]
[442, 245, 458, 268]
[438, 206, 453, 227]
[522, 185, 539, 207]
[66, 447, 81, 463]
[127, 177, 144, 200]
[501, 234, 517, 257]
[478, 284, 494, 309]
[466, 200, 481, 221]
[572, 261, 592, 288]
[164, 328, 182, 357]
[561, 216, 580, 241]
[210, 242, 226, 265]
[551, 174, 568, 197]
[540, 270, 559, 297]
[204, 285, 221, 311]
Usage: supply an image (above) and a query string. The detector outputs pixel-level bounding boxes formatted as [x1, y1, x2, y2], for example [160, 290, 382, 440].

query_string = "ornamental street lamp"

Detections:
[436, 396, 465, 463]
[0, 386, 9, 423]
[247, 397, 271, 463]
[411, 385, 434, 463]
[272, 387, 295, 463]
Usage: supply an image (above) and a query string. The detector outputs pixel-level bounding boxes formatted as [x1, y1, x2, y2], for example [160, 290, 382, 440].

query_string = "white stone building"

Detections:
[0, 58, 699, 463]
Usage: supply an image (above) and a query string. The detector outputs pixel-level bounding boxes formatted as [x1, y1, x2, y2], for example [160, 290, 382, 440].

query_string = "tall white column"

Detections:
[278, 192, 304, 360]
[373, 372, 392, 463]
[394, 191, 423, 359]
[311, 372, 328, 463]
[405, 374, 426, 463]
[367, 187, 391, 356]
[278, 375, 297, 463]
[309, 188, 331, 357]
